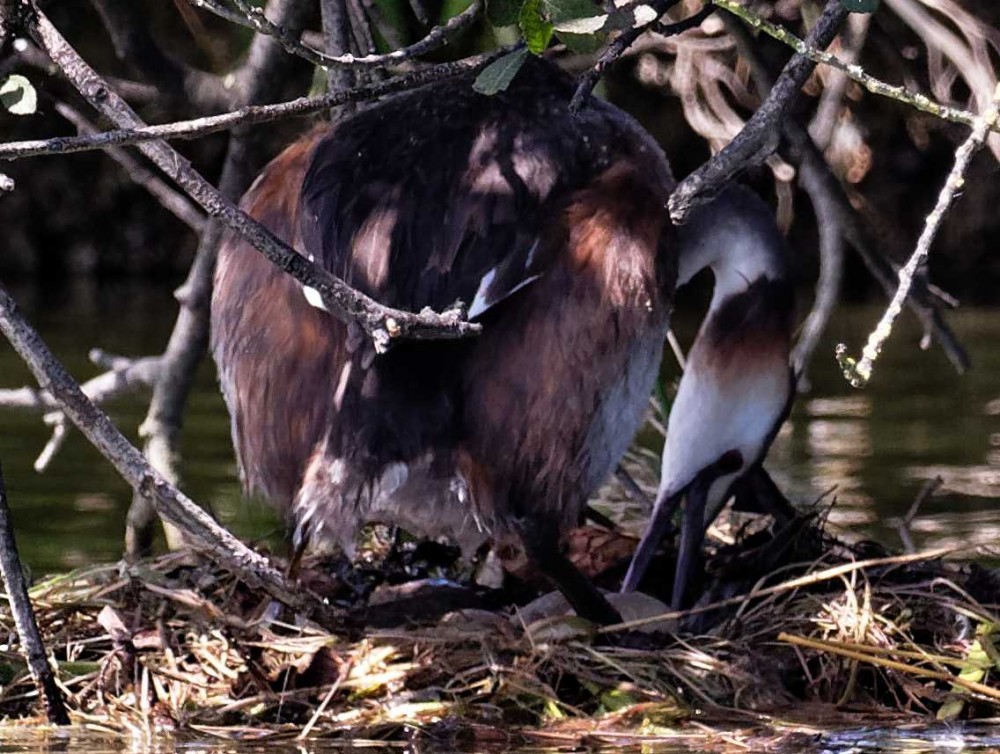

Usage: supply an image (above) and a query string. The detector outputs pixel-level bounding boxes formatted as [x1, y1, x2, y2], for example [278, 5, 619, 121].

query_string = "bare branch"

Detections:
[715, 0, 998, 137]
[54, 102, 206, 233]
[0, 461, 70, 725]
[0, 54, 501, 161]
[188, 0, 482, 69]
[837, 83, 1000, 387]
[22, 6, 486, 349]
[127, 0, 315, 557]
[669, 0, 848, 223]
[0, 283, 329, 621]
[88, 0, 232, 113]
[0, 355, 161, 411]
[34, 414, 67, 472]
[722, 12, 969, 377]
[321, 0, 357, 113]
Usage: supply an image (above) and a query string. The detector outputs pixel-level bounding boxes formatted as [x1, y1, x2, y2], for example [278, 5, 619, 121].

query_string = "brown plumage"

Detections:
[211, 59, 676, 623]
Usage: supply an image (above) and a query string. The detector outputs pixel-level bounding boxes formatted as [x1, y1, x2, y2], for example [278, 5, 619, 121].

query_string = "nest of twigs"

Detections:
[2, 504, 1000, 748]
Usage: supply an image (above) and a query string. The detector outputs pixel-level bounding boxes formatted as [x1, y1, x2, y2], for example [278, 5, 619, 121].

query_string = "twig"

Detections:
[904, 476, 943, 526]
[0, 283, 325, 620]
[669, 0, 848, 223]
[22, 6, 487, 350]
[896, 475, 943, 554]
[779, 632, 1000, 703]
[125, 0, 314, 557]
[0, 53, 502, 162]
[53, 101, 205, 233]
[714, 0, 997, 136]
[34, 413, 67, 472]
[836, 83, 1000, 387]
[722, 13, 968, 377]
[190, 0, 482, 69]
[597, 546, 960, 634]
[571, 0, 699, 112]
[0, 460, 71, 725]
[0, 355, 162, 411]
[320, 0, 356, 104]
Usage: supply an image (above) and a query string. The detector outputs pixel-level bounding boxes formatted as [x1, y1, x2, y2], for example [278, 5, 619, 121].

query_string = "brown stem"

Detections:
[0, 53, 499, 161]
[669, 0, 849, 223]
[89, 0, 232, 113]
[0, 460, 70, 725]
[0, 284, 328, 621]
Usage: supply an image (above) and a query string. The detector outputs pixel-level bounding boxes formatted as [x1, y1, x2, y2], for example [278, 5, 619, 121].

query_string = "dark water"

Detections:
[1, 280, 999, 573]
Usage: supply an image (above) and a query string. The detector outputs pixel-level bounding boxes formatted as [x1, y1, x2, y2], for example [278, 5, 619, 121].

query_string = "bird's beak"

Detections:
[620, 485, 680, 594]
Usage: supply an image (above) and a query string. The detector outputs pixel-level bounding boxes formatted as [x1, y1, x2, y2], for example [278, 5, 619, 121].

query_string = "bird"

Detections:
[619, 186, 795, 609]
[210, 56, 677, 626]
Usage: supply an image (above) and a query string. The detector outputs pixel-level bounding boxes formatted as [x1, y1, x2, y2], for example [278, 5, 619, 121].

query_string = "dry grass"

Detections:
[0, 516, 999, 746]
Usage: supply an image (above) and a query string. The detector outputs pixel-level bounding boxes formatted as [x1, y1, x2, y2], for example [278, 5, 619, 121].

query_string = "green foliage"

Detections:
[485, 0, 605, 57]
[839, 0, 880, 12]
[473, 47, 530, 94]
[0, 75, 37, 116]
[519, 0, 555, 54]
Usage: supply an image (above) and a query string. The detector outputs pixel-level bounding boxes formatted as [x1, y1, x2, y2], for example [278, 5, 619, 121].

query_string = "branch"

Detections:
[723, 12, 969, 377]
[0, 284, 328, 620]
[88, 0, 232, 113]
[0, 460, 70, 725]
[0, 352, 161, 473]
[0, 55, 499, 161]
[54, 102, 205, 233]
[669, 0, 848, 223]
[714, 0, 998, 135]
[0, 354, 161, 411]
[570, 0, 707, 112]
[126, 0, 315, 557]
[22, 6, 486, 350]
[188, 0, 482, 69]
[837, 83, 1000, 387]
[320, 0, 356, 102]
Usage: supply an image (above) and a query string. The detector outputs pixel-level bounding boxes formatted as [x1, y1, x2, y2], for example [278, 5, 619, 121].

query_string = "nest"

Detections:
[2, 508, 1000, 748]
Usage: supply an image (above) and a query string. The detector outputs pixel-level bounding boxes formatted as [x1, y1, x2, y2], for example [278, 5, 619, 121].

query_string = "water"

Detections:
[1, 280, 998, 572]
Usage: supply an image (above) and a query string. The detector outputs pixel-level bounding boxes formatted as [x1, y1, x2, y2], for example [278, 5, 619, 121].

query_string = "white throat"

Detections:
[676, 187, 789, 309]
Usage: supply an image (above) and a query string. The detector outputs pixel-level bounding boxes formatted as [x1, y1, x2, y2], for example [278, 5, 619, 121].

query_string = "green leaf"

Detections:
[487, 0, 523, 26]
[839, 0, 880, 12]
[0, 75, 37, 116]
[473, 48, 530, 95]
[519, 0, 554, 53]
[541, 0, 602, 23]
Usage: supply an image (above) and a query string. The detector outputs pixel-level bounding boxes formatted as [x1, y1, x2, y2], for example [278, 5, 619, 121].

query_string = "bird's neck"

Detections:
[676, 194, 789, 314]
[707, 243, 786, 314]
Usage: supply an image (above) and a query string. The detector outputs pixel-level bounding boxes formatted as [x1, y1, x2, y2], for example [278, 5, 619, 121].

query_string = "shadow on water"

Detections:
[1, 279, 999, 572]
